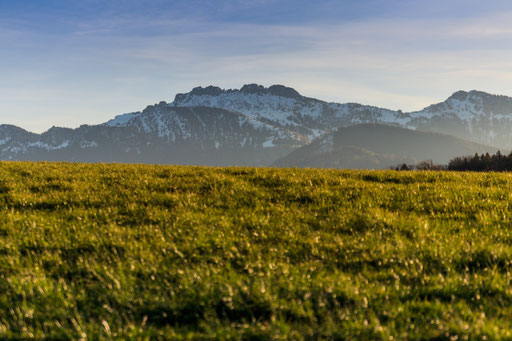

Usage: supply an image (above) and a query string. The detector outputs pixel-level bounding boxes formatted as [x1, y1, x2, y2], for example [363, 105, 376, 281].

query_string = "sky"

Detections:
[2, 0, 512, 132]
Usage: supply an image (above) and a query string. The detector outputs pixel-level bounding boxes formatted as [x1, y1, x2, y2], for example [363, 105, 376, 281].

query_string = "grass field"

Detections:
[2, 162, 512, 339]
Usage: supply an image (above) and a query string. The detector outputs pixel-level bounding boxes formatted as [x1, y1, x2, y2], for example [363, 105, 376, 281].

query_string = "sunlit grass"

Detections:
[1, 162, 512, 339]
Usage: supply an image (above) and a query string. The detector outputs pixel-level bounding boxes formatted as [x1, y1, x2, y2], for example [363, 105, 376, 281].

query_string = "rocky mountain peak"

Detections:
[174, 86, 224, 103]
[267, 85, 302, 99]
[447, 90, 512, 103]
[173, 84, 303, 104]
[240, 83, 266, 94]
[239, 84, 301, 98]
[141, 101, 169, 114]
[448, 90, 470, 101]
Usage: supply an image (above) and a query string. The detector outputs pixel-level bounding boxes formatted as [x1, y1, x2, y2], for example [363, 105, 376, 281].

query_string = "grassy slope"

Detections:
[1, 162, 512, 339]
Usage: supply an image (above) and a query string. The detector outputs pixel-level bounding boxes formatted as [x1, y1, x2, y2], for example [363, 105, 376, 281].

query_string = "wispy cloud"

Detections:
[2, 1, 512, 132]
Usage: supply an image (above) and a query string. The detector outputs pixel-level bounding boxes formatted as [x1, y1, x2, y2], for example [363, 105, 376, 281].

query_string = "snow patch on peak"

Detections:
[105, 112, 140, 127]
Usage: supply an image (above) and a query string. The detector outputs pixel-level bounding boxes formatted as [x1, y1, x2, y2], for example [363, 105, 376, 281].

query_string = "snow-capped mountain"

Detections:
[105, 102, 309, 148]
[169, 85, 512, 149]
[171, 84, 408, 140]
[1, 84, 512, 167]
[0, 105, 306, 166]
[408, 90, 512, 147]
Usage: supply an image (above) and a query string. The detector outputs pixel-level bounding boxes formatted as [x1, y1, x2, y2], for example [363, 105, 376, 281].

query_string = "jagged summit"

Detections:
[418, 89, 512, 114]
[173, 84, 303, 103]
[447, 90, 510, 101]
[442, 89, 512, 106]
[186, 86, 224, 98]
[447, 90, 489, 100]
[239, 84, 266, 94]
[448, 90, 471, 100]
[239, 84, 302, 98]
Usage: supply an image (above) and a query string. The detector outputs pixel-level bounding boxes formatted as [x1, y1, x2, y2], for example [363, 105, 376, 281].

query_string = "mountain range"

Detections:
[0, 84, 509, 168]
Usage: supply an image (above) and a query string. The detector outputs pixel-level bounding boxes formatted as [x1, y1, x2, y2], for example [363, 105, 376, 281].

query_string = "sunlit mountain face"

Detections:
[0, 85, 508, 168]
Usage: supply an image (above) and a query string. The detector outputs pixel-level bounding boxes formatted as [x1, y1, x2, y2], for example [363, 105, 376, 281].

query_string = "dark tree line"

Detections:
[393, 151, 512, 171]
[447, 151, 512, 171]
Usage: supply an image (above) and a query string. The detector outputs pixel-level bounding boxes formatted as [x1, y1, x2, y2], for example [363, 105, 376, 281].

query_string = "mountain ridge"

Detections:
[2, 84, 512, 168]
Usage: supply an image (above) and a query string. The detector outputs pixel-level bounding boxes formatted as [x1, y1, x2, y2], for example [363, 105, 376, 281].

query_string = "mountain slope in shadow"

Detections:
[273, 124, 501, 169]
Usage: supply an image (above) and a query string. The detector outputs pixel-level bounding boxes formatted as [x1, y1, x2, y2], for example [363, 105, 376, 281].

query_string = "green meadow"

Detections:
[2, 162, 512, 339]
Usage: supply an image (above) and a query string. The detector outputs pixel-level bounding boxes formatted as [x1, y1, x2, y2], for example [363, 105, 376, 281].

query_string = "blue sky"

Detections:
[2, 0, 512, 132]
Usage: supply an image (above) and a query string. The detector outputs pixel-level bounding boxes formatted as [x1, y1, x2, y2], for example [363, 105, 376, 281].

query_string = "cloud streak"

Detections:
[2, 1, 512, 132]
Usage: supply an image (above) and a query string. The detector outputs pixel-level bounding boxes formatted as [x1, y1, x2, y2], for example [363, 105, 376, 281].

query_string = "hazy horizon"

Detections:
[2, 0, 512, 132]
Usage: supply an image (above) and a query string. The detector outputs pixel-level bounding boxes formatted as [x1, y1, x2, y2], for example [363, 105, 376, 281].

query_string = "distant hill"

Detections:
[273, 124, 500, 169]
